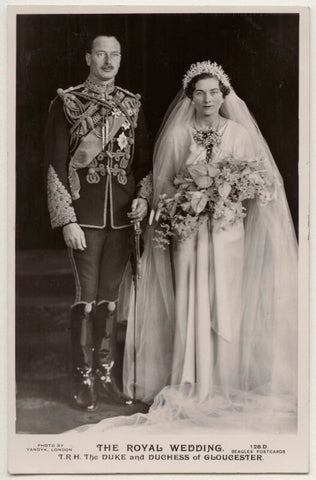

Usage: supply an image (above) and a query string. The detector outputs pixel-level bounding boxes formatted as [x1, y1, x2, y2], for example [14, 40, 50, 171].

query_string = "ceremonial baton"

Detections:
[133, 220, 142, 403]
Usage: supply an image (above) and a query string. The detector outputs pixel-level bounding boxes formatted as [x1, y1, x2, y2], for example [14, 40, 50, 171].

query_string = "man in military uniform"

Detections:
[45, 35, 152, 411]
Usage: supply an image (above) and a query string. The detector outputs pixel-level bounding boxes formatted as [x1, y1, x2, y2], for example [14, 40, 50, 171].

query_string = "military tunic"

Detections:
[45, 77, 152, 303]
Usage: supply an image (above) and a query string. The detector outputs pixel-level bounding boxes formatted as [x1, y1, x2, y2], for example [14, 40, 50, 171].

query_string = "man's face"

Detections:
[86, 36, 121, 82]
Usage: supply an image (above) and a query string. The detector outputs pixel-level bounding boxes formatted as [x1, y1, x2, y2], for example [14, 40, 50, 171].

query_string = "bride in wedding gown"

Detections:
[69, 61, 298, 435]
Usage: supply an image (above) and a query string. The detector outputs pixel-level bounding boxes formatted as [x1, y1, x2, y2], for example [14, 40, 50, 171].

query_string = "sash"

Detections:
[69, 114, 127, 200]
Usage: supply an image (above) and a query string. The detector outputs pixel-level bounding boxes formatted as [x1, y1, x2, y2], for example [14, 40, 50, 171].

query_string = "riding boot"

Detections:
[70, 302, 97, 411]
[94, 301, 132, 404]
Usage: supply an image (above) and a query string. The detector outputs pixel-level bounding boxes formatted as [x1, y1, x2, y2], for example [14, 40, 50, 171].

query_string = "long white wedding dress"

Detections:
[66, 91, 298, 435]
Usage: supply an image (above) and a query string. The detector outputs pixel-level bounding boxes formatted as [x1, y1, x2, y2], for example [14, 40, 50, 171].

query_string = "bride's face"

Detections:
[192, 77, 224, 118]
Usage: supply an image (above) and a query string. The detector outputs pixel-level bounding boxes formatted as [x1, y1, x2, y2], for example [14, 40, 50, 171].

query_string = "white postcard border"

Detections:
[5, 3, 312, 478]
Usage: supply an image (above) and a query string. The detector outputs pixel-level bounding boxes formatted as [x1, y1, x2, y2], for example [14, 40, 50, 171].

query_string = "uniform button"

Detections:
[88, 168, 96, 174]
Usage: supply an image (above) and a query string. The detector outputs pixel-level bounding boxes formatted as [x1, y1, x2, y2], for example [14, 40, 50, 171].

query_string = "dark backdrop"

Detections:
[16, 13, 299, 249]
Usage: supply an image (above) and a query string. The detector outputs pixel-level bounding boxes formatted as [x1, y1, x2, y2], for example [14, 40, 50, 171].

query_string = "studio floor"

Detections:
[15, 249, 148, 434]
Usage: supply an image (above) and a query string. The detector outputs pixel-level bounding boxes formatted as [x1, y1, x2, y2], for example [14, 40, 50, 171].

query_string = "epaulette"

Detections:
[48, 84, 85, 112]
[58, 83, 85, 95]
[116, 86, 141, 101]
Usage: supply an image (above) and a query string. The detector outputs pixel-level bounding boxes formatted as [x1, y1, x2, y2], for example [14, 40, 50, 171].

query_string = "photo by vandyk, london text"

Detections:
[7, 4, 309, 475]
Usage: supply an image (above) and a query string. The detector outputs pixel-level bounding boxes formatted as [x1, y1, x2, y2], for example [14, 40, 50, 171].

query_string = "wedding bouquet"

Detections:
[153, 156, 274, 249]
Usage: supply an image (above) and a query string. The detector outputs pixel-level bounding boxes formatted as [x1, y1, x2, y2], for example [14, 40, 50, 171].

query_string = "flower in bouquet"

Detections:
[153, 188, 209, 249]
[153, 156, 274, 248]
[208, 156, 274, 228]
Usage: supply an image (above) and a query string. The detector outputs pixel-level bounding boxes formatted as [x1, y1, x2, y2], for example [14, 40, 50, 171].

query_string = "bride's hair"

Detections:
[185, 73, 231, 99]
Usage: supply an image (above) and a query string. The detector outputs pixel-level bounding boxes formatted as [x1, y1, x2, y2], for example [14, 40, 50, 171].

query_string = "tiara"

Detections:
[182, 61, 231, 90]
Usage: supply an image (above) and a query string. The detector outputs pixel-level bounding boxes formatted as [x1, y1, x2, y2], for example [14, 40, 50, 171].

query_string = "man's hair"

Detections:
[85, 35, 120, 53]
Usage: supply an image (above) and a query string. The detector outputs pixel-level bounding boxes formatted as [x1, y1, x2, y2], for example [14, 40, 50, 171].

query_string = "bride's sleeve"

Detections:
[233, 124, 257, 161]
[234, 124, 277, 190]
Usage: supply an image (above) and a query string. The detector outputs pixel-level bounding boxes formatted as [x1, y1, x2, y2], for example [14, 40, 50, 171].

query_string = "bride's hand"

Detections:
[149, 207, 162, 225]
[149, 209, 155, 225]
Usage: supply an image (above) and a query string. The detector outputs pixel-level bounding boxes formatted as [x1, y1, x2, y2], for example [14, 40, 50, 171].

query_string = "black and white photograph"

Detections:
[7, 4, 309, 475]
